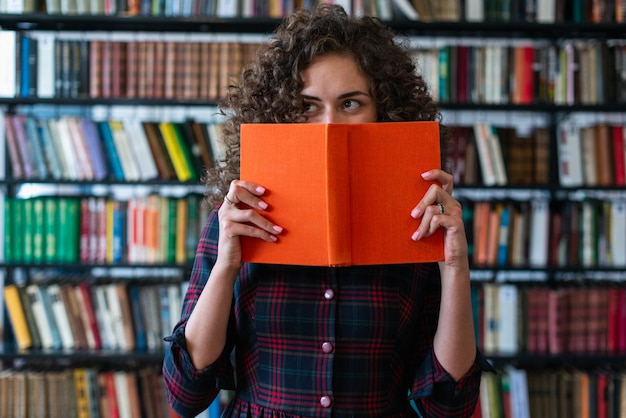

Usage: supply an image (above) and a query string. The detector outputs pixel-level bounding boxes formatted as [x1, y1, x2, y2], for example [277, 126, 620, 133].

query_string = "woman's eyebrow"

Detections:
[301, 91, 371, 101]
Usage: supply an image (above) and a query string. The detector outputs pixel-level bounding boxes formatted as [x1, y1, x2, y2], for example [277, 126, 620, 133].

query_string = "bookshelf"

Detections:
[2, 2, 626, 416]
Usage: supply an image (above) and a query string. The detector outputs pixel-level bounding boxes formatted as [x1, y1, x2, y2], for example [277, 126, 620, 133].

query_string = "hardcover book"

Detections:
[240, 121, 444, 266]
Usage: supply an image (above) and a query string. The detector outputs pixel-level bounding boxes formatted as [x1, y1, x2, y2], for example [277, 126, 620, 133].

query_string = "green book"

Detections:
[44, 198, 58, 263]
[172, 123, 199, 181]
[167, 198, 177, 264]
[4, 197, 13, 263]
[32, 198, 44, 263]
[23, 199, 34, 263]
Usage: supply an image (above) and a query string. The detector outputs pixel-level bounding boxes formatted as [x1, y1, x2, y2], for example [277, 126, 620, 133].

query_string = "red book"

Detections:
[611, 125, 625, 186]
[618, 288, 626, 353]
[74, 282, 102, 350]
[240, 122, 444, 266]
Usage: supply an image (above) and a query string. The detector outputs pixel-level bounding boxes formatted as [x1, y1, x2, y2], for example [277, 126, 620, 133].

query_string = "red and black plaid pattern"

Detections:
[163, 207, 485, 417]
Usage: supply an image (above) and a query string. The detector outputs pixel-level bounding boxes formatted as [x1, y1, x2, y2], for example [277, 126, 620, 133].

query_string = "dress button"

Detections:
[322, 341, 334, 353]
[324, 288, 334, 300]
[320, 395, 332, 408]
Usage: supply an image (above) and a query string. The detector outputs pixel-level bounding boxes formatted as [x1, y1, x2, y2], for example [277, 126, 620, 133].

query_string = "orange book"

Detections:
[239, 122, 445, 266]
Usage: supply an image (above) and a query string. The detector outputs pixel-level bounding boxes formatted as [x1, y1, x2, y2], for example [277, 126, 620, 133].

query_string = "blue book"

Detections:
[36, 118, 63, 180]
[24, 116, 49, 179]
[128, 285, 147, 352]
[81, 119, 109, 181]
[96, 121, 125, 180]
[20, 35, 30, 97]
[497, 205, 510, 267]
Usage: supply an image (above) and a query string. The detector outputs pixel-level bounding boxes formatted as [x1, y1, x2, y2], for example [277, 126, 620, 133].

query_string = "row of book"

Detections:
[3, 0, 625, 23]
[3, 194, 208, 264]
[474, 283, 626, 356]
[465, 199, 626, 269]
[3, 280, 185, 352]
[446, 124, 550, 187]
[0, 367, 177, 418]
[4, 112, 225, 182]
[557, 121, 626, 188]
[412, 40, 626, 106]
[1, 31, 264, 101]
[5, 31, 626, 107]
[475, 366, 626, 418]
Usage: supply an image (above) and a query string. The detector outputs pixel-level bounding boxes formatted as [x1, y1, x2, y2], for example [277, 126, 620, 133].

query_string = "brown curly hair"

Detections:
[203, 4, 445, 208]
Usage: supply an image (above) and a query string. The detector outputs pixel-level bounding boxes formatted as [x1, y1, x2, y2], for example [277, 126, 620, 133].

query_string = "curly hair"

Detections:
[203, 4, 444, 208]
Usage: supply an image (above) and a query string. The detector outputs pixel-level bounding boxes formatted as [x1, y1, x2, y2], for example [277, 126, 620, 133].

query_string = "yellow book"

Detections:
[3, 284, 33, 350]
[158, 122, 191, 182]
[73, 368, 90, 418]
[105, 199, 114, 263]
[175, 197, 188, 264]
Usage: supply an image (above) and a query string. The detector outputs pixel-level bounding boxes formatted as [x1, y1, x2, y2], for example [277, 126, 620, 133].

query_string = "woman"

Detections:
[163, 5, 491, 417]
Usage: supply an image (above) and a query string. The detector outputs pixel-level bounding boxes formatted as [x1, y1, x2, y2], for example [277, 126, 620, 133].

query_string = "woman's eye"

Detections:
[303, 102, 317, 113]
[342, 99, 360, 109]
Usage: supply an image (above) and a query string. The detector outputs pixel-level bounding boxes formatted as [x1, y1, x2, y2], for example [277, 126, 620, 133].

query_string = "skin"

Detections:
[185, 53, 476, 382]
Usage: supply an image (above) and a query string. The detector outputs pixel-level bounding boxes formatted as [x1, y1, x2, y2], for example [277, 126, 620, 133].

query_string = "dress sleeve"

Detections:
[409, 347, 495, 418]
[162, 207, 237, 417]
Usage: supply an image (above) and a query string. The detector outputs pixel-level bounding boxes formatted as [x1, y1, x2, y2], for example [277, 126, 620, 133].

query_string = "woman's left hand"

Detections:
[410, 169, 469, 272]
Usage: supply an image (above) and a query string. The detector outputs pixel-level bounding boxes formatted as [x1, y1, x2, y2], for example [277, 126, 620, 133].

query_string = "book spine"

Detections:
[325, 125, 352, 266]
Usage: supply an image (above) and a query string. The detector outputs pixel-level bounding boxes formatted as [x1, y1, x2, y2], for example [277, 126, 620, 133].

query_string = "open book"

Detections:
[239, 122, 444, 266]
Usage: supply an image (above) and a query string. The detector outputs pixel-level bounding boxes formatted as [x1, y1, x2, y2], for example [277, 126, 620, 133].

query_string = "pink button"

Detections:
[320, 395, 332, 408]
[324, 289, 334, 300]
[322, 341, 333, 353]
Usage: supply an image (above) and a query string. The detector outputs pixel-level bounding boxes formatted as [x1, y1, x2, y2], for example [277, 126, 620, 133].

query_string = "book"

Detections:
[3, 284, 33, 350]
[240, 122, 444, 266]
[0, 31, 17, 98]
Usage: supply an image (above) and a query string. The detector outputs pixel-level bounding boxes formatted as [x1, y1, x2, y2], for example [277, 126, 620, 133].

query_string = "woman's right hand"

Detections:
[217, 179, 283, 269]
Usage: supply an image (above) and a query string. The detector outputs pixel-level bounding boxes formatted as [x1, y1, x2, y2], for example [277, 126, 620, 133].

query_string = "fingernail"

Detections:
[411, 208, 421, 218]
[273, 225, 283, 233]
[258, 201, 268, 209]
[421, 171, 431, 179]
[411, 231, 421, 241]
[256, 186, 266, 194]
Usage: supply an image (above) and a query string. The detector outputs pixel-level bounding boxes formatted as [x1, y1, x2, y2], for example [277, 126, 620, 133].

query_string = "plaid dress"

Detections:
[163, 207, 489, 417]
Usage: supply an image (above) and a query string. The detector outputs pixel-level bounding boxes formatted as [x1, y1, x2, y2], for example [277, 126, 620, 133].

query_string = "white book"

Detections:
[482, 283, 498, 354]
[92, 285, 116, 350]
[36, 32, 56, 98]
[556, 121, 584, 187]
[168, 283, 182, 333]
[473, 123, 498, 186]
[51, 118, 80, 180]
[611, 201, 626, 267]
[536, 0, 555, 22]
[46, 284, 75, 350]
[215, 0, 237, 16]
[497, 285, 518, 354]
[581, 201, 596, 268]
[109, 121, 140, 181]
[105, 284, 127, 351]
[25, 284, 56, 350]
[207, 122, 226, 163]
[505, 366, 530, 418]
[528, 200, 549, 267]
[0, 31, 17, 98]
[0, 110, 5, 182]
[465, 0, 484, 21]
[487, 126, 508, 185]
[375, 0, 393, 20]
[124, 119, 159, 181]
[113, 372, 133, 418]
[392, 0, 418, 19]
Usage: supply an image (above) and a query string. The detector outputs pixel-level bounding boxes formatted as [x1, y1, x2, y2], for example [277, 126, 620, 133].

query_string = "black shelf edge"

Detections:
[1, 14, 626, 37]
[0, 178, 206, 186]
[3, 98, 626, 112]
[485, 352, 626, 368]
[0, 97, 220, 106]
[0, 347, 165, 362]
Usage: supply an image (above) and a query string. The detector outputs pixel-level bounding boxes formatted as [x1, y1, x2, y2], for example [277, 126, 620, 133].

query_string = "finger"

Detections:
[411, 183, 448, 219]
[421, 169, 454, 194]
[225, 180, 269, 210]
[221, 206, 283, 240]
